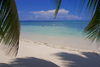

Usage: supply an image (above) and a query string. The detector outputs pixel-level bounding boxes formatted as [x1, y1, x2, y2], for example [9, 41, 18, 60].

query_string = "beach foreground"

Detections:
[0, 38, 100, 67]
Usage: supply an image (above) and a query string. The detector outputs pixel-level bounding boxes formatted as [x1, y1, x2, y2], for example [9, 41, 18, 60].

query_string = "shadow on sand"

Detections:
[54, 52, 100, 67]
[0, 57, 58, 67]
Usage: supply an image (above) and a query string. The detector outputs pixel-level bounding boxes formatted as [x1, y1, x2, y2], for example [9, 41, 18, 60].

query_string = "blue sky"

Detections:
[15, 0, 91, 21]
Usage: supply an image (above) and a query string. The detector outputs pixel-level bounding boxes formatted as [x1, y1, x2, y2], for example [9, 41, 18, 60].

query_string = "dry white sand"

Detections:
[20, 33, 100, 51]
[0, 38, 100, 67]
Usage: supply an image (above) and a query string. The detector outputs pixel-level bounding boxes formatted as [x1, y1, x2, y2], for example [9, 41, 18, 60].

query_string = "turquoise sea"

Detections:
[20, 21, 89, 37]
[20, 21, 100, 51]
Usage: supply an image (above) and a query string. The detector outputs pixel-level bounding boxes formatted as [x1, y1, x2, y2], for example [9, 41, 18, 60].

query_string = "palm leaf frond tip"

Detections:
[54, 0, 62, 19]
[0, 0, 20, 56]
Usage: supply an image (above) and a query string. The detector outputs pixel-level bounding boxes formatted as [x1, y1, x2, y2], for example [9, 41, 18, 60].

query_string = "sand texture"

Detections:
[0, 39, 100, 67]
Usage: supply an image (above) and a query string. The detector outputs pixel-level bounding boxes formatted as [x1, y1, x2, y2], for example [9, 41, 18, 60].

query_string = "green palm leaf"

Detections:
[83, 0, 100, 44]
[54, 0, 100, 44]
[54, 0, 62, 19]
[0, 0, 20, 56]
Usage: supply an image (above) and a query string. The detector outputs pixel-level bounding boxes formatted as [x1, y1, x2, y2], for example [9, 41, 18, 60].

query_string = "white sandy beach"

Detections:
[0, 34, 100, 67]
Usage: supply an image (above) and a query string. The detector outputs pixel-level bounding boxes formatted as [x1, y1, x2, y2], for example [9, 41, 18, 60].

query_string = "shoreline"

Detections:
[20, 33, 100, 52]
[0, 39, 100, 67]
[20, 39, 100, 53]
[0, 33, 100, 67]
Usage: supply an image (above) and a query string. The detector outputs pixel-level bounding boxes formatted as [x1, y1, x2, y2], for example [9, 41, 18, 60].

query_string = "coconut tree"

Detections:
[55, 0, 100, 45]
[0, 0, 20, 56]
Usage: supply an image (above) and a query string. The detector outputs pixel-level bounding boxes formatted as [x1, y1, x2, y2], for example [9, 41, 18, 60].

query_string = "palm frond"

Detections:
[84, 0, 100, 44]
[54, 0, 62, 19]
[0, 0, 20, 56]
[80, 0, 99, 15]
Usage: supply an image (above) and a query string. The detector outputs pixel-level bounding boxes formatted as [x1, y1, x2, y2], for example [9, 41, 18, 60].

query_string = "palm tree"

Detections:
[55, 0, 100, 45]
[0, 0, 20, 56]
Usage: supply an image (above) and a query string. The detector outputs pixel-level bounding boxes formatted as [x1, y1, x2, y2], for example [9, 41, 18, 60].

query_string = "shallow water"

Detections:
[20, 21, 100, 51]
[20, 21, 89, 37]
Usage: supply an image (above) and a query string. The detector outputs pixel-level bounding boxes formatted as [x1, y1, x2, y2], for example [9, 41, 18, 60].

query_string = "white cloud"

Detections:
[57, 9, 69, 14]
[30, 9, 69, 19]
[30, 9, 69, 15]
[57, 15, 82, 20]
[67, 15, 82, 20]
[30, 9, 82, 20]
